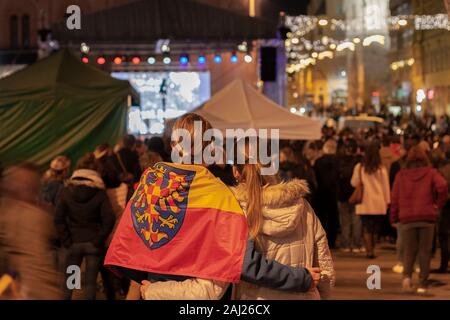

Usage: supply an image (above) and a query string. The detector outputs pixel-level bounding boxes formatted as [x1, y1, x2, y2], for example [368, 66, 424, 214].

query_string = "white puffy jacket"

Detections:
[231, 179, 335, 300]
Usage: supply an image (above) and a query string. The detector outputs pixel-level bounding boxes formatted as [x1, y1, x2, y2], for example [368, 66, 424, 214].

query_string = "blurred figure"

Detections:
[436, 149, 450, 273]
[379, 136, 399, 174]
[116, 135, 141, 184]
[351, 143, 390, 259]
[337, 139, 363, 253]
[94, 143, 122, 189]
[313, 139, 339, 249]
[147, 136, 170, 162]
[0, 163, 62, 299]
[279, 145, 317, 199]
[41, 155, 71, 206]
[54, 153, 115, 300]
[390, 146, 448, 294]
[389, 135, 419, 273]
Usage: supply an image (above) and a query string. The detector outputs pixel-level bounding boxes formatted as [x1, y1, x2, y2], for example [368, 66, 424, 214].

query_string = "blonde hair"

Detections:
[171, 113, 213, 163]
[234, 139, 280, 247]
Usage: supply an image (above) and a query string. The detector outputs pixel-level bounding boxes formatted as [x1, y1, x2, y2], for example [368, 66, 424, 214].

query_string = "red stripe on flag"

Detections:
[105, 203, 248, 283]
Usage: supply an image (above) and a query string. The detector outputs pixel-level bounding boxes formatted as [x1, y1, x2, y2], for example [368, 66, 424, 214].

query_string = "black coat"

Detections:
[54, 184, 115, 248]
[336, 155, 361, 202]
[117, 148, 142, 183]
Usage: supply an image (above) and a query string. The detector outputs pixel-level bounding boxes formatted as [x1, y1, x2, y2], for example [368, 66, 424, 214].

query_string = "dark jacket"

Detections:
[54, 170, 115, 248]
[391, 166, 448, 224]
[41, 180, 64, 206]
[117, 148, 142, 183]
[97, 155, 122, 189]
[337, 155, 360, 202]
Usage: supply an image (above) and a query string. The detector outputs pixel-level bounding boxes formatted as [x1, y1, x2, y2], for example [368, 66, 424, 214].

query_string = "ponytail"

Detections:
[241, 164, 263, 247]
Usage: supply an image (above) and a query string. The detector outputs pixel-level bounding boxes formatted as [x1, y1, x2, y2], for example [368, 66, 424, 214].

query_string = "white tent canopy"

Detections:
[181, 79, 321, 140]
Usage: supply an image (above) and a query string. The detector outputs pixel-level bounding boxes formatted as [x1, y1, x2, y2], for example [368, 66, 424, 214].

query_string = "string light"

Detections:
[362, 35, 385, 46]
[244, 54, 253, 63]
[352, 37, 361, 44]
[147, 57, 156, 64]
[318, 19, 328, 26]
[97, 56, 106, 65]
[336, 41, 355, 52]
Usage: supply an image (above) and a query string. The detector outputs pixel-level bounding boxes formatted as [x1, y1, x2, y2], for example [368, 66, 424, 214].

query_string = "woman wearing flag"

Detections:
[106, 113, 320, 300]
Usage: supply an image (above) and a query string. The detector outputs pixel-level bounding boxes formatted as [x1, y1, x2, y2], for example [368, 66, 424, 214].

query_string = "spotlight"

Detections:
[244, 54, 253, 63]
[163, 57, 171, 65]
[131, 56, 141, 65]
[147, 57, 156, 64]
[180, 55, 189, 65]
[230, 53, 238, 63]
[198, 55, 206, 64]
[113, 56, 123, 65]
[80, 42, 90, 54]
[97, 56, 106, 65]
[213, 54, 222, 64]
[81, 56, 89, 64]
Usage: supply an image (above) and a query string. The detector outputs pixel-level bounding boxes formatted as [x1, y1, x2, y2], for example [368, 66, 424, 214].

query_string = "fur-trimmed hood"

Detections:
[67, 169, 105, 190]
[232, 179, 309, 237]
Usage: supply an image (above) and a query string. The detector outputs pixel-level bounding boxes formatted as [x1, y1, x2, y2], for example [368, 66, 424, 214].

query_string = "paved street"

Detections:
[332, 243, 450, 300]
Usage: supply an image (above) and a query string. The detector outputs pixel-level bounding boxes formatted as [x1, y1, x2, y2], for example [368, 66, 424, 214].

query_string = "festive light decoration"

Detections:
[81, 56, 89, 64]
[390, 58, 415, 70]
[336, 41, 355, 52]
[318, 51, 333, 60]
[131, 56, 141, 65]
[163, 57, 171, 64]
[285, 14, 449, 33]
[147, 57, 156, 64]
[362, 35, 385, 46]
[244, 54, 253, 63]
[352, 37, 361, 44]
[318, 19, 328, 26]
[213, 54, 222, 64]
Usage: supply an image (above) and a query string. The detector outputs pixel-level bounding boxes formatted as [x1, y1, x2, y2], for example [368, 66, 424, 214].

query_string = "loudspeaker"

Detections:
[260, 47, 277, 82]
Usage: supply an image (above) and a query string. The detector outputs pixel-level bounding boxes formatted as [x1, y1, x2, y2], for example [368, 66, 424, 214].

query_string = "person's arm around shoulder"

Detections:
[240, 239, 317, 293]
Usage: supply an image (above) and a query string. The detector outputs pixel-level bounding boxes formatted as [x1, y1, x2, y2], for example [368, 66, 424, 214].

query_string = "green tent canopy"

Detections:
[0, 49, 135, 169]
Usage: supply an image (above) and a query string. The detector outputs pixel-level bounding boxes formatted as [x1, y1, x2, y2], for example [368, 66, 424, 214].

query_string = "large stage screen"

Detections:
[112, 71, 211, 135]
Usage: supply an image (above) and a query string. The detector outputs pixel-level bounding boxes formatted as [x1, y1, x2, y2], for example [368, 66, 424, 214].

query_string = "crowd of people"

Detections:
[0, 110, 449, 299]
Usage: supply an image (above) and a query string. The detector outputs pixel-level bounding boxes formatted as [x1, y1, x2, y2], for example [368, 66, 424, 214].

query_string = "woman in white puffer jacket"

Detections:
[231, 141, 335, 300]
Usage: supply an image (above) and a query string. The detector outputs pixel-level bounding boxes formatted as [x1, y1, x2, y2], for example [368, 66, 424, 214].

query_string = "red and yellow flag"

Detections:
[105, 162, 247, 283]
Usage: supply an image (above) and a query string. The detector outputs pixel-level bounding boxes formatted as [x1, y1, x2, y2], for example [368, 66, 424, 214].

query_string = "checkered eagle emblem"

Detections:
[131, 163, 195, 250]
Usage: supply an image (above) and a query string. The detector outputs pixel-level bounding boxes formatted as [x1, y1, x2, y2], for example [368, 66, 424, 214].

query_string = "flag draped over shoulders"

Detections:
[105, 162, 248, 283]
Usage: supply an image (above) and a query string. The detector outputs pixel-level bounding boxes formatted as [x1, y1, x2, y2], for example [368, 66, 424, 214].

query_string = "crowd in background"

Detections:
[0, 110, 449, 299]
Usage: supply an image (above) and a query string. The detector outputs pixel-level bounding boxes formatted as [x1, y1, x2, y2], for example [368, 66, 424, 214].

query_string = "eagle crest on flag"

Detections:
[131, 163, 195, 250]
